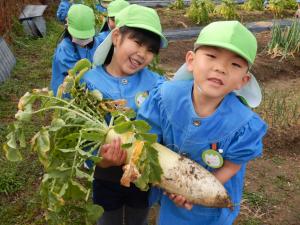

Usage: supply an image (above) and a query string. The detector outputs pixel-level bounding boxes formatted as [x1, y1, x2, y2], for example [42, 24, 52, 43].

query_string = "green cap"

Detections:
[194, 21, 257, 64]
[67, 4, 95, 39]
[173, 21, 262, 108]
[115, 4, 168, 48]
[107, 0, 130, 17]
[93, 4, 168, 66]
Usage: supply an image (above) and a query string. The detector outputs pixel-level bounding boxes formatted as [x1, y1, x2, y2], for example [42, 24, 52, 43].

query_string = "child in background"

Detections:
[137, 21, 267, 225]
[98, 0, 130, 42]
[97, 0, 113, 14]
[81, 4, 168, 225]
[56, 0, 112, 23]
[56, 0, 71, 22]
[51, 4, 104, 95]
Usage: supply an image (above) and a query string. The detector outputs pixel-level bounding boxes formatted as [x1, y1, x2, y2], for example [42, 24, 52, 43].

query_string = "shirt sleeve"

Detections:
[51, 44, 77, 96]
[137, 84, 164, 143]
[222, 114, 267, 164]
[56, 1, 71, 22]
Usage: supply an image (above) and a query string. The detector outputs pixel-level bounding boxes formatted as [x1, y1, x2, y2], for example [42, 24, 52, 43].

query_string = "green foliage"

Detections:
[274, 175, 290, 190]
[268, 0, 297, 17]
[267, 19, 300, 59]
[243, 191, 269, 208]
[243, 0, 264, 11]
[214, 0, 238, 20]
[148, 55, 166, 75]
[241, 218, 263, 225]
[170, 0, 185, 10]
[256, 87, 300, 128]
[0, 170, 25, 195]
[187, 0, 215, 24]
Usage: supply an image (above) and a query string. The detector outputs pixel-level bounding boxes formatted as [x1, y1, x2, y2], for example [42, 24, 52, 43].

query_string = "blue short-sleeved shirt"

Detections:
[137, 80, 267, 225]
[51, 35, 104, 96]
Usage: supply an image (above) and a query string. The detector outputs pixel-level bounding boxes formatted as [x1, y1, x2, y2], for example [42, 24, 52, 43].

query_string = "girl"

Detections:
[137, 21, 267, 225]
[81, 4, 168, 225]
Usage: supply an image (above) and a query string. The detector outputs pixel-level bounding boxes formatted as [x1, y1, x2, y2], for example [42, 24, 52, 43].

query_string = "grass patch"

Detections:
[0, 16, 63, 225]
[255, 87, 300, 129]
[274, 175, 291, 190]
[240, 218, 263, 225]
[243, 191, 269, 208]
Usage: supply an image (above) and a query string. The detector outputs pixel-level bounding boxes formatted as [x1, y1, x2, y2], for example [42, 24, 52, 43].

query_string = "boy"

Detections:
[138, 21, 267, 225]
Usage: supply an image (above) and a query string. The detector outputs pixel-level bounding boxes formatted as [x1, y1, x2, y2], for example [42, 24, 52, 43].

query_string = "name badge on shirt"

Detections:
[202, 149, 224, 169]
[135, 91, 149, 108]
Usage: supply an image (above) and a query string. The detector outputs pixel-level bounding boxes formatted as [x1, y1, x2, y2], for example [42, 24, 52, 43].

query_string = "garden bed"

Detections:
[157, 7, 296, 29]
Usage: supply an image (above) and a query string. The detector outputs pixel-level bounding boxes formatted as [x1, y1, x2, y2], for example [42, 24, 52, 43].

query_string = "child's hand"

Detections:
[164, 192, 193, 210]
[97, 138, 127, 168]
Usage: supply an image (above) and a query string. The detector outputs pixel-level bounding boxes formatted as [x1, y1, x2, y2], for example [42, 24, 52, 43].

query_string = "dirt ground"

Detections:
[155, 8, 300, 225]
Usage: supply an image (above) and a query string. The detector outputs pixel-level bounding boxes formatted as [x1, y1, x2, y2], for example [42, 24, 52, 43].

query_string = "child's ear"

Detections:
[236, 72, 251, 90]
[111, 28, 120, 46]
[185, 51, 195, 72]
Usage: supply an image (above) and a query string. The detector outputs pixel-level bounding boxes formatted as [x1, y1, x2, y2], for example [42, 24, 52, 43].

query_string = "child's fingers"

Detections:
[165, 192, 193, 210]
[99, 144, 110, 156]
[184, 202, 193, 210]
[120, 147, 127, 163]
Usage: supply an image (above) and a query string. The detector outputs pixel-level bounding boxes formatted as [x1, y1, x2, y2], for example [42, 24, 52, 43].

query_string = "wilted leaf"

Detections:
[3, 143, 22, 161]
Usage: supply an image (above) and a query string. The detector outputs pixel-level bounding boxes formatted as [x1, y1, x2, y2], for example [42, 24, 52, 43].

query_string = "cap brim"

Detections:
[93, 29, 114, 66]
[173, 63, 262, 108]
[68, 26, 95, 39]
[125, 23, 168, 48]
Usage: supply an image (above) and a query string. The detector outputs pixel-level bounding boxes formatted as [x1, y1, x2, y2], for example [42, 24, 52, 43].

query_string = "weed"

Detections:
[255, 87, 300, 129]
[214, 0, 238, 20]
[271, 156, 285, 165]
[148, 55, 166, 76]
[0, 169, 25, 195]
[243, 191, 268, 208]
[269, 0, 298, 17]
[242, 0, 264, 11]
[241, 218, 262, 225]
[267, 19, 300, 59]
[187, 0, 215, 24]
[170, 0, 185, 10]
[274, 175, 291, 190]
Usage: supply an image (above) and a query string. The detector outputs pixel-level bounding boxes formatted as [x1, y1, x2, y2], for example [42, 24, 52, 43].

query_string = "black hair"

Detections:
[104, 26, 161, 65]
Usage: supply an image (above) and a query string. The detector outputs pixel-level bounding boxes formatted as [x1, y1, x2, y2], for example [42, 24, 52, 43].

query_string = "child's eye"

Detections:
[232, 63, 242, 68]
[205, 54, 215, 58]
[147, 47, 155, 54]
[134, 40, 142, 46]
